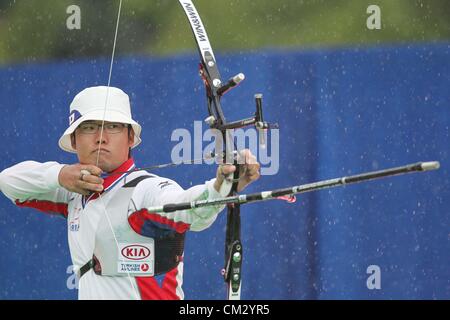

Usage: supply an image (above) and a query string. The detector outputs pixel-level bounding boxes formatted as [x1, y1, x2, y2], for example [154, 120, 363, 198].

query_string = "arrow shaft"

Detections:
[147, 161, 439, 213]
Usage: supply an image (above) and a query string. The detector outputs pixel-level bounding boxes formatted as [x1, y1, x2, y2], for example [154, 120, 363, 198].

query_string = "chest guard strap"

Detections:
[79, 174, 186, 279]
[79, 232, 185, 278]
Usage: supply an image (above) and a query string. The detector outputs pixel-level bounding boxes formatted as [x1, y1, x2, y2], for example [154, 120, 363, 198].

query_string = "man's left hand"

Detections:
[214, 149, 260, 193]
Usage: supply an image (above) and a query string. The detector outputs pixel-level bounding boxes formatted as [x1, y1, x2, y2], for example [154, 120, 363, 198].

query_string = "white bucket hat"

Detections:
[58, 86, 142, 153]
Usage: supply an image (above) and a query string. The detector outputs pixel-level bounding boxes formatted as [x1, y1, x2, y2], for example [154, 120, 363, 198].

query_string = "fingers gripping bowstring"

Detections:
[94, 0, 140, 299]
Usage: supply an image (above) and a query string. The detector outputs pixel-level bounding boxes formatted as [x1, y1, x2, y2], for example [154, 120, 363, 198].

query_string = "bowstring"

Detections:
[94, 0, 140, 300]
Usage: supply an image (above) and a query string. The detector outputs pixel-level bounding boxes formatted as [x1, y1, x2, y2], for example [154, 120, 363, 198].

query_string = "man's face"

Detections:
[71, 120, 134, 172]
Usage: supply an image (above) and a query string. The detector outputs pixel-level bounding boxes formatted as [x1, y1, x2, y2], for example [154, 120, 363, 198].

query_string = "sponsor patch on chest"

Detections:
[117, 242, 154, 275]
[69, 217, 80, 232]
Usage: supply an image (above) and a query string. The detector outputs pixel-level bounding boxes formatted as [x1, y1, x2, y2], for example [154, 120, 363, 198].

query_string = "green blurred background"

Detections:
[0, 0, 449, 65]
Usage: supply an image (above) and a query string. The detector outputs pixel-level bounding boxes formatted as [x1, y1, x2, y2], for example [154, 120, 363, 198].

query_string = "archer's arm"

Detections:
[128, 175, 229, 234]
[0, 161, 71, 218]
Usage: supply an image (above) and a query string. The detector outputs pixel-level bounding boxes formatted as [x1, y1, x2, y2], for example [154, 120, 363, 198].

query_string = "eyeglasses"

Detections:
[77, 122, 128, 134]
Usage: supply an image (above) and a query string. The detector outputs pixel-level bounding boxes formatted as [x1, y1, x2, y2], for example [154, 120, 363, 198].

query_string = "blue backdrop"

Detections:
[0, 43, 448, 299]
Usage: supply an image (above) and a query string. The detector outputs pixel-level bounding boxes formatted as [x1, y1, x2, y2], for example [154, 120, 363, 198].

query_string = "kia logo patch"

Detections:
[121, 245, 150, 261]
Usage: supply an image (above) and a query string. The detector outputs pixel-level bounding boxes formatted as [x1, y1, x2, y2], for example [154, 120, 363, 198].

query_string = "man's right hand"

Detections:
[58, 164, 104, 196]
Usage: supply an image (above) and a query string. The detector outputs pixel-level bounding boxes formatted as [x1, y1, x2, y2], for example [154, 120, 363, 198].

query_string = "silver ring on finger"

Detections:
[80, 169, 90, 181]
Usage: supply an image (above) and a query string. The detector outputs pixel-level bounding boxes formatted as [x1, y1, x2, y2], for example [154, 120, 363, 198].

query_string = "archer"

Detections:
[0, 86, 260, 300]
